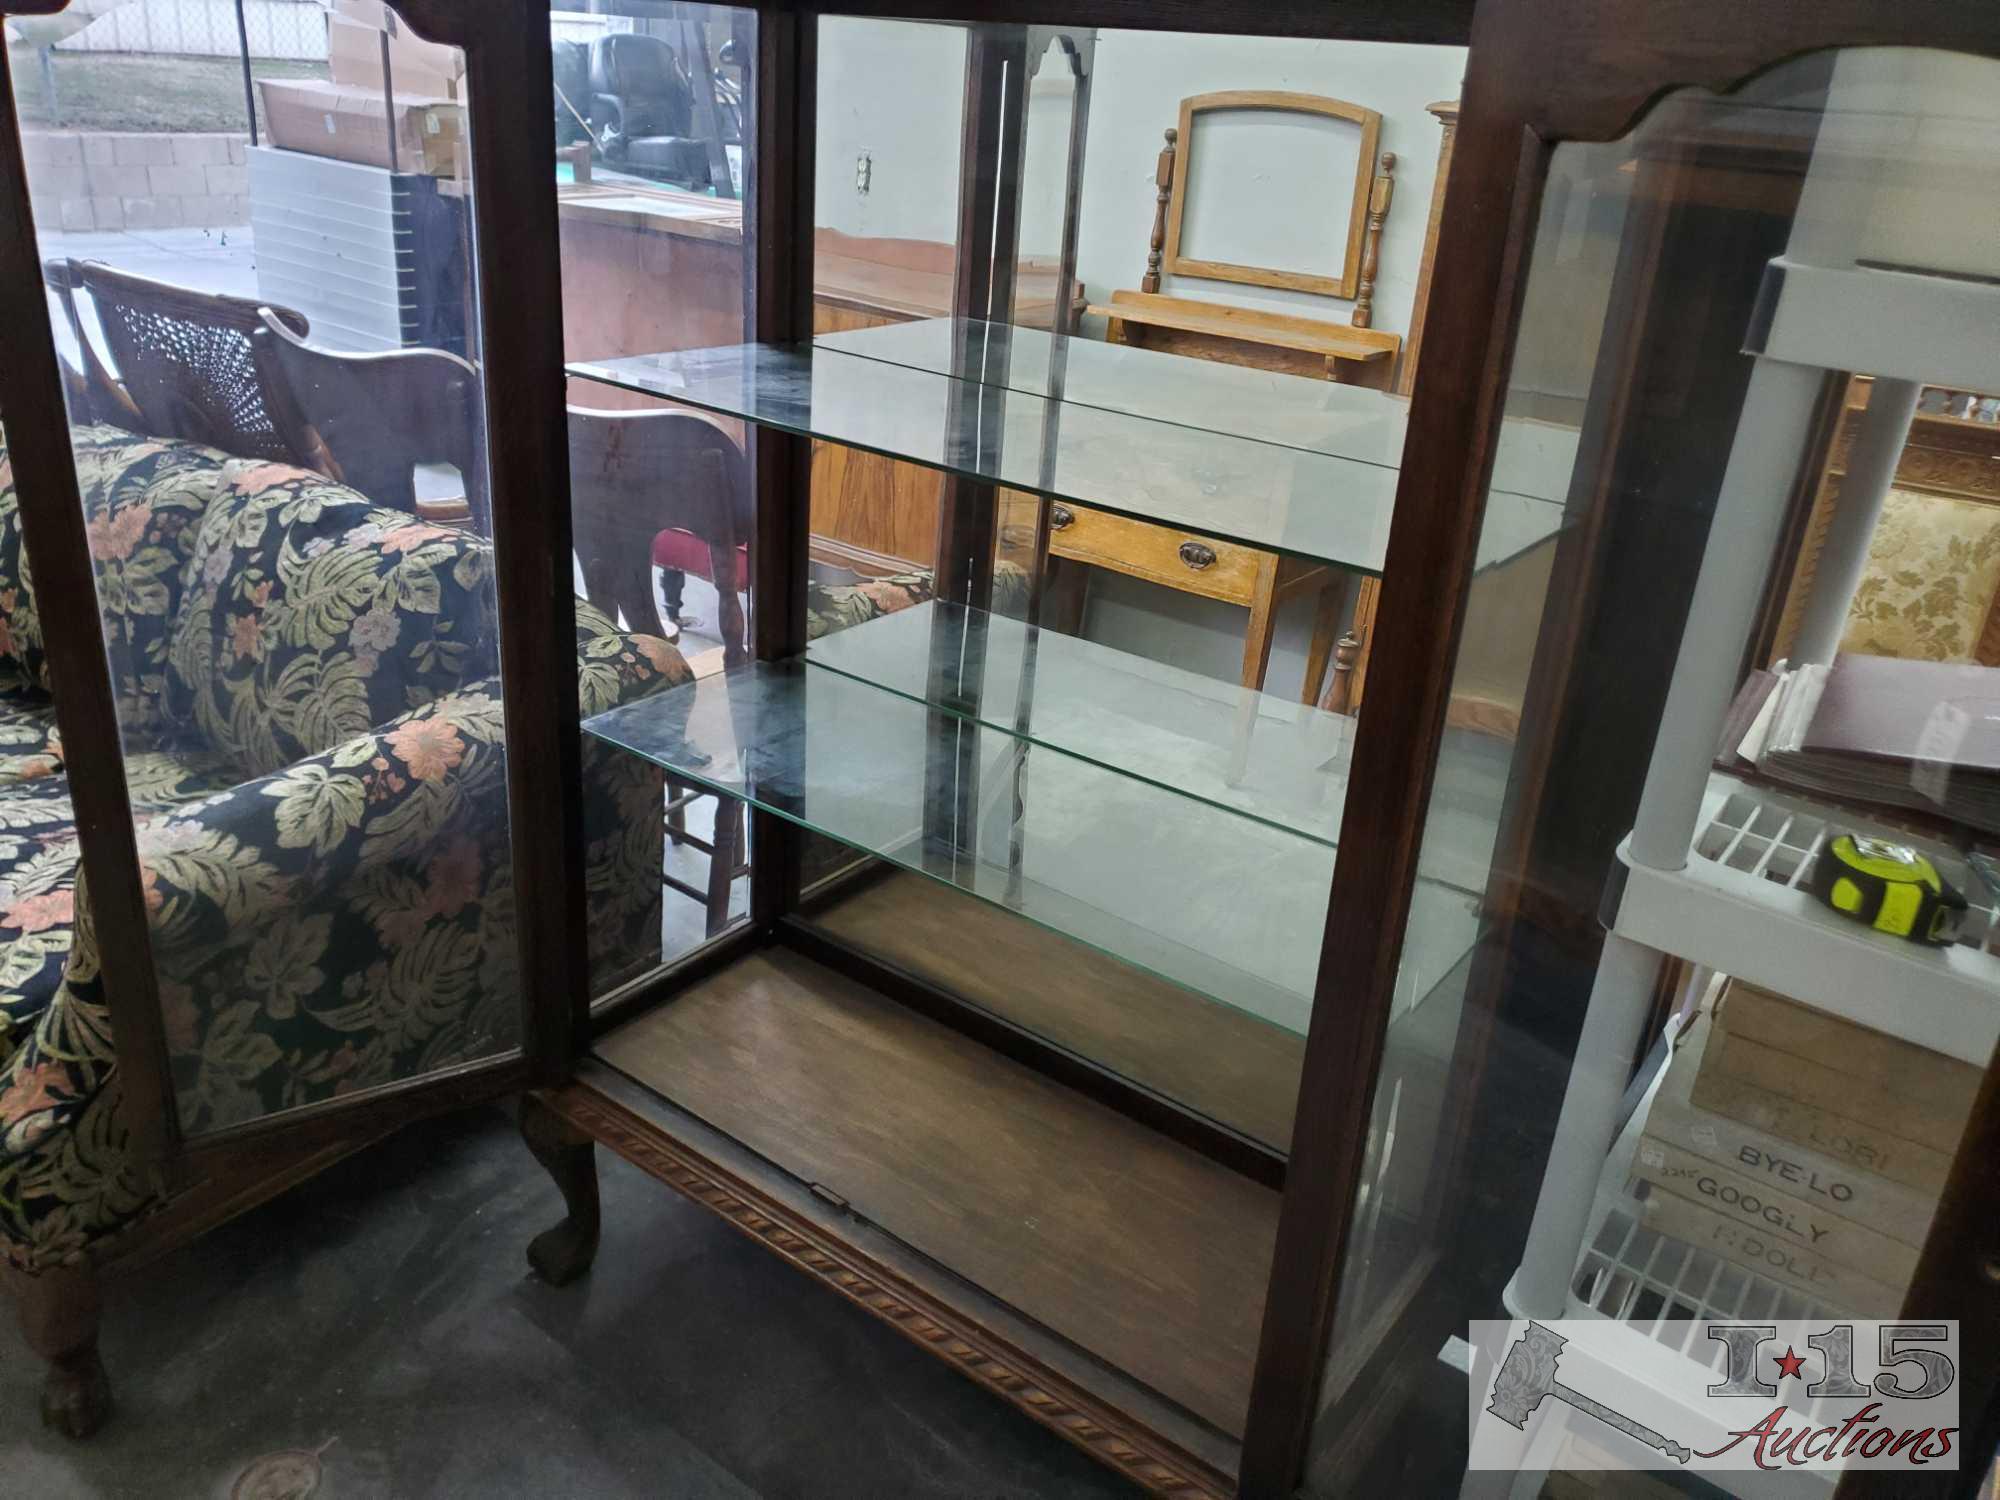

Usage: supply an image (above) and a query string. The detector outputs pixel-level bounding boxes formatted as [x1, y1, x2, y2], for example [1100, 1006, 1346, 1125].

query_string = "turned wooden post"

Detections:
[1140, 127, 1177, 293]
[1320, 631, 1365, 716]
[1351, 151, 1396, 330]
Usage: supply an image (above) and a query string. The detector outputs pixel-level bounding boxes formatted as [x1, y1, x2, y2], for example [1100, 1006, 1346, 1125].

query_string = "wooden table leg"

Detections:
[1042, 554, 1090, 637]
[1239, 553, 1283, 692]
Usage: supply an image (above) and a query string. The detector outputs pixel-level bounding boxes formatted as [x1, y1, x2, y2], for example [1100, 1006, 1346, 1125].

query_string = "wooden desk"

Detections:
[559, 184, 746, 417]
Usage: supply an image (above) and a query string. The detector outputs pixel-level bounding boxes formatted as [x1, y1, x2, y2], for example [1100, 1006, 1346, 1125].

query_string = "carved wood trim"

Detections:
[544, 1082, 1233, 1500]
[1767, 459, 1849, 665]
[807, 533, 929, 578]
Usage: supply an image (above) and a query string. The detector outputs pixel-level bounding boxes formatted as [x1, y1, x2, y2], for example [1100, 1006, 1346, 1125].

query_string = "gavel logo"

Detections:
[1488, 1322, 1693, 1464]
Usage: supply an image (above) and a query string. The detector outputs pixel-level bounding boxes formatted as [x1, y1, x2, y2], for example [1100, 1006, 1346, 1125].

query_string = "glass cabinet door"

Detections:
[0, 0, 569, 1169]
[545, 0, 762, 988]
[1294, 29, 2000, 1498]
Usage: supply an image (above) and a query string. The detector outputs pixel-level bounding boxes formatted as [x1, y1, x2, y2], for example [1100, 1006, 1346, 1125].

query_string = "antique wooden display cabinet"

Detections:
[4, 0, 2000, 1496]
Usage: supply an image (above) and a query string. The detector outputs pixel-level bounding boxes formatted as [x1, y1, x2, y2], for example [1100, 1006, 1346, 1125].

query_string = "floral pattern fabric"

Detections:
[1843, 487, 2000, 663]
[167, 459, 501, 779]
[0, 446, 47, 699]
[0, 694, 61, 785]
[0, 428, 241, 740]
[0, 425, 682, 1272]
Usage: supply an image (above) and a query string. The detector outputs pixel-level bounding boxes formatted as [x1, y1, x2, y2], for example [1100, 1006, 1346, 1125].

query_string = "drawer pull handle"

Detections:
[1179, 541, 1217, 571]
[1050, 505, 1075, 530]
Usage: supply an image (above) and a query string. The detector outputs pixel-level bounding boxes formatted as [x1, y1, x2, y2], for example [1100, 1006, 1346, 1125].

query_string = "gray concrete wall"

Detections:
[22, 130, 252, 233]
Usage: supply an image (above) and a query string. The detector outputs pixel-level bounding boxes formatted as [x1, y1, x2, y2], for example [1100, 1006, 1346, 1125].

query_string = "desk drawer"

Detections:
[1047, 504, 1264, 606]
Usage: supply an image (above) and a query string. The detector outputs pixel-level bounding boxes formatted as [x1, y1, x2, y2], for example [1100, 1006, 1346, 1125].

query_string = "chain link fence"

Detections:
[54, 0, 327, 61]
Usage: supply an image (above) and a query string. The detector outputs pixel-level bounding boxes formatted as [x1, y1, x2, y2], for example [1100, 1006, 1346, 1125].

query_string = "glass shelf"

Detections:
[806, 598, 1515, 895]
[568, 338, 1570, 574]
[815, 317, 1411, 467]
[584, 655, 1488, 1035]
[812, 317, 1583, 511]
[807, 597, 1354, 848]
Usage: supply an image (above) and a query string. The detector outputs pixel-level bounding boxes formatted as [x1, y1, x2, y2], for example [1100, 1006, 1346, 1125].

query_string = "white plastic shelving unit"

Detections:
[1616, 772, 2000, 1066]
[1495, 253, 2000, 1492]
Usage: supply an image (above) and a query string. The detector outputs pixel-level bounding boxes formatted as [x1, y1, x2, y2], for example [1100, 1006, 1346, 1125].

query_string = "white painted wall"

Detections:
[815, 19, 966, 244]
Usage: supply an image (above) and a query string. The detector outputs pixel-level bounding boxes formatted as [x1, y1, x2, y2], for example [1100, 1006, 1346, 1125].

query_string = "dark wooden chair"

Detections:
[49, 259, 310, 464]
[566, 405, 751, 660]
[569, 407, 753, 938]
[42, 260, 124, 427]
[251, 308, 488, 531]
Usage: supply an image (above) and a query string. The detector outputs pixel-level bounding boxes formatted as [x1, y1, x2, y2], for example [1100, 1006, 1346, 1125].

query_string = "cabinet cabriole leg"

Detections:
[520, 1092, 601, 1286]
[11, 1258, 112, 1438]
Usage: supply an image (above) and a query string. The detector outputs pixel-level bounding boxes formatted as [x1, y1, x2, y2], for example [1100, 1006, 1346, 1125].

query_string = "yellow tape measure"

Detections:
[1808, 834, 1968, 946]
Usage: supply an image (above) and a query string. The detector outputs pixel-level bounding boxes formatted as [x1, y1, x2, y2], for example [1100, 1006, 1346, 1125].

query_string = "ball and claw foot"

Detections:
[520, 1093, 602, 1288]
[527, 1218, 598, 1287]
[41, 1348, 112, 1439]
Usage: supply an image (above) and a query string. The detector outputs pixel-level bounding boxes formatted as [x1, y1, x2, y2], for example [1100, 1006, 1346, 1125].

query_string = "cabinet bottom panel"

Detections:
[558, 946, 1279, 1493]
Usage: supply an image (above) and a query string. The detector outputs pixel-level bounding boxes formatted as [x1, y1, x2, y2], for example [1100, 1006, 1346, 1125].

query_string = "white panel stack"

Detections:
[248, 146, 416, 353]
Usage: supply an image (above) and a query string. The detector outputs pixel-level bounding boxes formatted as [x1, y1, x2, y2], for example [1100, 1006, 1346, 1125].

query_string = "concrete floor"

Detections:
[0, 1108, 1141, 1500]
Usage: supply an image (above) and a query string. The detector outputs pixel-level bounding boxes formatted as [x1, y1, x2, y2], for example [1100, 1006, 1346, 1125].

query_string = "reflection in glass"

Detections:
[553, 3, 762, 968]
[1308, 47, 2000, 1494]
[4, 11, 522, 1145]
[574, 334, 1572, 573]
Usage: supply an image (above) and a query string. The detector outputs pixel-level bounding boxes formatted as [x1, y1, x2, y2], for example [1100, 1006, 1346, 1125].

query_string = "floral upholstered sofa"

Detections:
[0, 423, 683, 1433]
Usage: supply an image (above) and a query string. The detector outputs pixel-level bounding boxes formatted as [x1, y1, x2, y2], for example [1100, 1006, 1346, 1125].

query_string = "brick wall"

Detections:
[22, 131, 253, 233]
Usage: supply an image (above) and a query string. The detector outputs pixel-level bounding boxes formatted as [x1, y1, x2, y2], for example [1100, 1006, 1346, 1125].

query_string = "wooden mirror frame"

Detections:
[1161, 90, 1382, 299]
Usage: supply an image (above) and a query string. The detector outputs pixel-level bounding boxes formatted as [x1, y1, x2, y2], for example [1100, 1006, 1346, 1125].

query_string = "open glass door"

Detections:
[0, 0, 582, 1191]
[1244, 5, 2000, 1496]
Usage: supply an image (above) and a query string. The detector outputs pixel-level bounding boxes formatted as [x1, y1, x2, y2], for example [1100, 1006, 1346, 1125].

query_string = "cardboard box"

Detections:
[326, 0, 464, 101]
[1633, 1135, 1922, 1286]
[1642, 1007, 1942, 1236]
[1686, 1064, 1957, 1193]
[1704, 1028, 1968, 1154]
[257, 78, 462, 177]
[1636, 1183, 1904, 1316]
[1720, 981, 1983, 1114]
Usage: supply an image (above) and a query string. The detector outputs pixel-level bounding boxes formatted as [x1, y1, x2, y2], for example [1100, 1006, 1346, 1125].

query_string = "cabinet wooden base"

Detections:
[538, 1070, 1239, 1499]
[533, 937, 1279, 1498]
